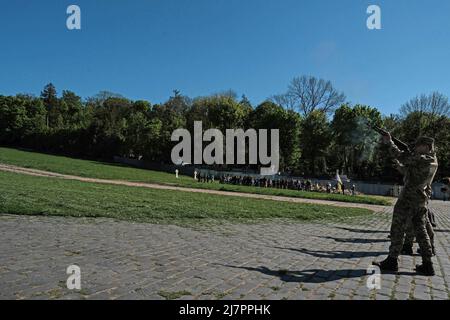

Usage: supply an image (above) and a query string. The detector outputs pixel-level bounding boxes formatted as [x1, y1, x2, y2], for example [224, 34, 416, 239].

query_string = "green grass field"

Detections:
[0, 147, 391, 205]
[0, 170, 372, 224]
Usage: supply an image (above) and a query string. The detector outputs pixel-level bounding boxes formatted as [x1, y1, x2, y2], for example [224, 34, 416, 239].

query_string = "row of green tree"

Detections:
[1, 76, 449, 181]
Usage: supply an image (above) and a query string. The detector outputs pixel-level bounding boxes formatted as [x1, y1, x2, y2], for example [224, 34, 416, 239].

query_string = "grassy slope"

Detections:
[0, 147, 391, 205]
[0, 170, 372, 224]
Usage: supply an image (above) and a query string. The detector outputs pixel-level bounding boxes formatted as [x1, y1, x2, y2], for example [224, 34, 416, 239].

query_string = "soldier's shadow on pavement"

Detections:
[217, 262, 417, 283]
[318, 236, 389, 244]
[335, 226, 389, 234]
[434, 229, 450, 233]
[216, 264, 367, 283]
[272, 247, 387, 259]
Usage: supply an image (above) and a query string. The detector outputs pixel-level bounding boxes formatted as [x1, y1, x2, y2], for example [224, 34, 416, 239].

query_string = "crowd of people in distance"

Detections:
[195, 172, 215, 183]
[193, 171, 357, 196]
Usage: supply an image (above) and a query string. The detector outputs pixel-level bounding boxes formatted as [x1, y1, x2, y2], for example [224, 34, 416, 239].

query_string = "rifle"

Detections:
[366, 122, 411, 153]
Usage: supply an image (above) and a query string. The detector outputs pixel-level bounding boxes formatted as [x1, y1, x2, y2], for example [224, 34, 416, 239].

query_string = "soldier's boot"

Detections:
[415, 260, 435, 276]
[372, 256, 398, 272]
[401, 244, 414, 256]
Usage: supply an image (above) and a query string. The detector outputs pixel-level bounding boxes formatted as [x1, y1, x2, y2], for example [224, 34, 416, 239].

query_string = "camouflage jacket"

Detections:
[388, 140, 438, 202]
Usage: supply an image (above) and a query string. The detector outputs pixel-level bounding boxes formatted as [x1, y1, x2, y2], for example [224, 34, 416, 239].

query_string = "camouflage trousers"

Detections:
[389, 199, 434, 260]
[404, 208, 435, 252]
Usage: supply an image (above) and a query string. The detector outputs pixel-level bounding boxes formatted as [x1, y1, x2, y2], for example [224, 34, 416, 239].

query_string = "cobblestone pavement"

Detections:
[0, 201, 449, 300]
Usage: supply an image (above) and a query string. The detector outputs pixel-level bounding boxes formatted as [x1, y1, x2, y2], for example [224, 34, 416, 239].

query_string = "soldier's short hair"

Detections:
[415, 136, 435, 148]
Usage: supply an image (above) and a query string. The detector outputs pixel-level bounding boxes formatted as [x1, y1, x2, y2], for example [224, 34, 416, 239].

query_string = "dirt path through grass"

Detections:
[0, 163, 389, 212]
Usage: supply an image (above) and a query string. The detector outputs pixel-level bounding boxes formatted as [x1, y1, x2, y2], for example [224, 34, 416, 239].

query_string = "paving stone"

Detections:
[1, 201, 449, 300]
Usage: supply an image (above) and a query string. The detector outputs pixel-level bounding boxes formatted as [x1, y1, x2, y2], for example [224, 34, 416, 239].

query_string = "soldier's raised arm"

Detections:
[382, 131, 407, 160]
[393, 159, 406, 175]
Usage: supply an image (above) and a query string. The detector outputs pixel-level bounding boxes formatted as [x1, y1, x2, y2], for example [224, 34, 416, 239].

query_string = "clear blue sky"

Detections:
[1, 0, 449, 115]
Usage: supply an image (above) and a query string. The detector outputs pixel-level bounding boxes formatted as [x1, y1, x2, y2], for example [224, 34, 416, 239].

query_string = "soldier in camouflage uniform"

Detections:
[443, 177, 450, 186]
[373, 135, 438, 276]
[442, 177, 450, 200]
[394, 158, 436, 256]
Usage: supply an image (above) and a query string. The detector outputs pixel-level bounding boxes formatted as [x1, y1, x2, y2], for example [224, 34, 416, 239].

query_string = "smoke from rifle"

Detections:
[365, 121, 411, 153]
